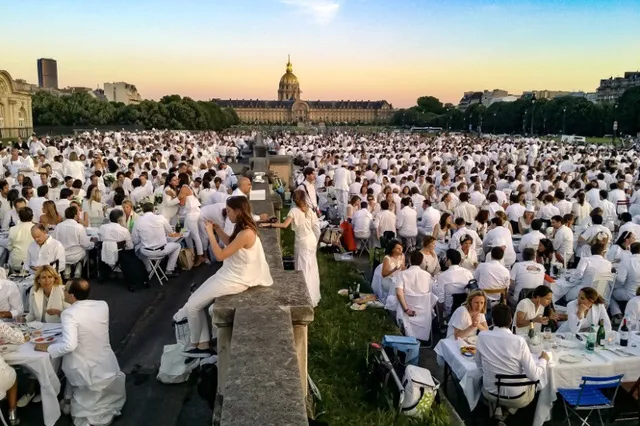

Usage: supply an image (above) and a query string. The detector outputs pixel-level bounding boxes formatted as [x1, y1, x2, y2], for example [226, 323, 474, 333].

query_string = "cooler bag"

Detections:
[401, 365, 440, 417]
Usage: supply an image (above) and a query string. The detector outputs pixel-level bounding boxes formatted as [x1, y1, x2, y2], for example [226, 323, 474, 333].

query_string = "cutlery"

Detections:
[575, 334, 583, 341]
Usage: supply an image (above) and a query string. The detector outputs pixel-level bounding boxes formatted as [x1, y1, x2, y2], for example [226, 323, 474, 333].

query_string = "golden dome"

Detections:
[279, 55, 299, 85]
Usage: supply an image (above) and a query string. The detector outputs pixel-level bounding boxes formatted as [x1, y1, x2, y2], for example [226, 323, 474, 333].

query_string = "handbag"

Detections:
[157, 344, 199, 384]
[178, 248, 195, 271]
[401, 365, 440, 418]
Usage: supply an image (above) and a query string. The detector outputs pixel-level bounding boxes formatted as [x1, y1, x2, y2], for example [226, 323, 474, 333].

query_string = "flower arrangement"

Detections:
[103, 173, 116, 187]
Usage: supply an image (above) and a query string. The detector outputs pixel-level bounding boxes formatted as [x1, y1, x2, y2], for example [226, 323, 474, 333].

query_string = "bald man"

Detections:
[231, 176, 252, 197]
[39, 279, 126, 424]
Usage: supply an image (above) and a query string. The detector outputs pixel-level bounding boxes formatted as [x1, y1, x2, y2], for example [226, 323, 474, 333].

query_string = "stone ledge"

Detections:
[221, 306, 307, 426]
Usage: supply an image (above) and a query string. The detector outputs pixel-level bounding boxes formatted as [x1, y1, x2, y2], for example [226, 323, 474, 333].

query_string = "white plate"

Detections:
[27, 321, 43, 330]
[560, 355, 583, 364]
[465, 336, 478, 345]
[0, 345, 20, 355]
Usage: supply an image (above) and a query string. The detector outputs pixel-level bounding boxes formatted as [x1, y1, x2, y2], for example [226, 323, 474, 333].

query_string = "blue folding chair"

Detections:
[557, 374, 624, 426]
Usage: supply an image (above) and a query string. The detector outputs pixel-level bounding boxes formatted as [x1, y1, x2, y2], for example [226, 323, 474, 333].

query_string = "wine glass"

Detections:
[543, 326, 552, 341]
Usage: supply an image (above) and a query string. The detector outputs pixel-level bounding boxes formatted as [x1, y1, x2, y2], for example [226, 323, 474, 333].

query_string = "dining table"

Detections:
[4, 322, 62, 426]
[434, 330, 640, 426]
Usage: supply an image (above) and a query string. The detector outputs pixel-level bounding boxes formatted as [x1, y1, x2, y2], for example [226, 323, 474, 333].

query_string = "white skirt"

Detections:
[294, 244, 321, 308]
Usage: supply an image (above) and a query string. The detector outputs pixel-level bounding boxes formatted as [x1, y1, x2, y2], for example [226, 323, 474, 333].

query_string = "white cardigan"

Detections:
[25, 285, 69, 323]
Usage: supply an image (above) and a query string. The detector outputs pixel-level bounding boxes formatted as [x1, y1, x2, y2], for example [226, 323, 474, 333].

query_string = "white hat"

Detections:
[525, 205, 535, 213]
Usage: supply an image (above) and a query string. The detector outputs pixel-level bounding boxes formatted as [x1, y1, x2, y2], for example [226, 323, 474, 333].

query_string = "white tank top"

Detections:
[216, 234, 273, 288]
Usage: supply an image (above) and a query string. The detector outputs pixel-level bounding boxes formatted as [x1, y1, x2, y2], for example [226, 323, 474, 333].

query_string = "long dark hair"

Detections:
[226, 196, 257, 242]
[164, 173, 177, 189]
[292, 189, 308, 212]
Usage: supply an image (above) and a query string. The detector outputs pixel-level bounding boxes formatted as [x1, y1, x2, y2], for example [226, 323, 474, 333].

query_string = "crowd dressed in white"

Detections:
[272, 131, 640, 421]
[0, 130, 278, 425]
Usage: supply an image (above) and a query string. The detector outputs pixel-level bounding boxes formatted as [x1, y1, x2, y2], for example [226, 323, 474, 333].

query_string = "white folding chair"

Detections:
[147, 254, 168, 285]
[592, 272, 616, 307]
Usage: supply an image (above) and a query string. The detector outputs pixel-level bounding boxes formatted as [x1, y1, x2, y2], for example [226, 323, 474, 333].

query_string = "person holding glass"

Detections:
[513, 285, 555, 334]
[447, 290, 489, 340]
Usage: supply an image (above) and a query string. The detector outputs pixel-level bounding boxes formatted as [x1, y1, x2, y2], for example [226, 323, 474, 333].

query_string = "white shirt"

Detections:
[7, 221, 34, 269]
[572, 254, 612, 289]
[552, 225, 574, 260]
[514, 298, 545, 333]
[518, 230, 545, 253]
[0, 280, 23, 318]
[397, 265, 432, 295]
[28, 196, 47, 221]
[505, 203, 525, 223]
[396, 206, 418, 238]
[454, 202, 477, 225]
[434, 265, 474, 315]
[509, 261, 545, 304]
[419, 206, 441, 234]
[24, 236, 66, 273]
[476, 327, 548, 397]
[558, 300, 612, 333]
[98, 222, 133, 250]
[376, 210, 396, 237]
[447, 306, 486, 339]
[132, 212, 172, 249]
[483, 226, 517, 267]
[616, 254, 640, 296]
[352, 208, 373, 237]
[474, 260, 510, 302]
[53, 219, 95, 263]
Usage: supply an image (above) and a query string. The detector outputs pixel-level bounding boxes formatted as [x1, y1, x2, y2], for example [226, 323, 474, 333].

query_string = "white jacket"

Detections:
[25, 285, 68, 323]
[48, 300, 121, 387]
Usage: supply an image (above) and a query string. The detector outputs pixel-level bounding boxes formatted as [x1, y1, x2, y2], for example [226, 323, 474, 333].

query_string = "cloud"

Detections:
[281, 0, 341, 24]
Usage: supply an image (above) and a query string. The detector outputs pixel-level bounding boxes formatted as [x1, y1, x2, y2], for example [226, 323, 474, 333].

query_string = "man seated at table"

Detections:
[475, 246, 510, 305]
[434, 249, 474, 317]
[7, 206, 35, 272]
[518, 219, 545, 256]
[476, 304, 550, 423]
[509, 248, 545, 307]
[53, 206, 95, 279]
[132, 202, 181, 278]
[37, 279, 126, 426]
[610, 242, 640, 320]
[553, 243, 612, 303]
[0, 269, 24, 320]
[99, 209, 148, 291]
[396, 251, 433, 316]
[24, 224, 66, 274]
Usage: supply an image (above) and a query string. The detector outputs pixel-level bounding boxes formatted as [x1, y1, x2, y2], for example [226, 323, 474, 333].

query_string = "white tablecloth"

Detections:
[5, 323, 62, 426]
[435, 333, 640, 426]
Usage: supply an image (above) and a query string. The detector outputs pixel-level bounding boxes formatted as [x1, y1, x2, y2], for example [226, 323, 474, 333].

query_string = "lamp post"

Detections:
[562, 107, 567, 135]
[530, 99, 536, 135]
[523, 109, 527, 134]
[543, 117, 547, 135]
[612, 103, 619, 145]
[479, 115, 483, 135]
[493, 112, 497, 134]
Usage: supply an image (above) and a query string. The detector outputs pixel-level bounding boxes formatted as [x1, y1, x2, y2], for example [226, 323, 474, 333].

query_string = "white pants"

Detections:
[610, 287, 635, 316]
[139, 243, 181, 273]
[185, 213, 203, 256]
[183, 275, 248, 345]
[335, 189, 348, 220]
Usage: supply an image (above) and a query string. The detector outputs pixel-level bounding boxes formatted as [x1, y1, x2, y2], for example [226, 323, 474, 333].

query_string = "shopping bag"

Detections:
[401, 365, 440, 417]
[178, 248, 195, 270]
[157, 344, 199, 384]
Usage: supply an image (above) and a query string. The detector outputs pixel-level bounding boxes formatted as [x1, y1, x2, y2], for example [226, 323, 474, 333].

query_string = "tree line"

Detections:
[392, 88, 640, 137]
[32, 92, 240, 131]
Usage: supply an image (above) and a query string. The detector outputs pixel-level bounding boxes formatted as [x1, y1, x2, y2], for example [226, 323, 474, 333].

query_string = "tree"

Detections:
[416, 96, 445, 115]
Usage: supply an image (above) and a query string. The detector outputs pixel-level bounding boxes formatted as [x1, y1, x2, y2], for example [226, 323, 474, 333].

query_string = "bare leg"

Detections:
[7, 381, 17, 409]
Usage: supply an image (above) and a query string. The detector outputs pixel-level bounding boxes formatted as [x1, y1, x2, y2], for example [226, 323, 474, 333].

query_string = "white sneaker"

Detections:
[33, 394, 42, 403]
[16, 393, 35, 408]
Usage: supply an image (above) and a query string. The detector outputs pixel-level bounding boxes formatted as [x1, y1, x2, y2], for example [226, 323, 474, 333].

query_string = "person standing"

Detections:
[266, 190, 321, 307]
[333, 161, 351, 220]
[297, 167, 319, 215]
[37, 279, 126, 426]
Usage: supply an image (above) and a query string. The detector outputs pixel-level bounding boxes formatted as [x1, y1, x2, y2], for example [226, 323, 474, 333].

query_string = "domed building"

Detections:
[215, 56, 393, 124]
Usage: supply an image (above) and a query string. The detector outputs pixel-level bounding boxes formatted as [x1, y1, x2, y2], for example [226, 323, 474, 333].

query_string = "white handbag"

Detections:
[157, 344, 199, 384]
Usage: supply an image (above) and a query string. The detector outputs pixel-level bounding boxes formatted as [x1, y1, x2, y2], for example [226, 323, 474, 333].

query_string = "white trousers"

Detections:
[185, 213, 203, 256]
[335, 189, 348, 220]
[610, 287, 635, 316]
[139, 243, 181, 272]
[183, 275, 248, 345]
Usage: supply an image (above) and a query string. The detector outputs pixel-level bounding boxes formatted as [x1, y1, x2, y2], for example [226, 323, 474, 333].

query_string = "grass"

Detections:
[279, 208, 450, 425]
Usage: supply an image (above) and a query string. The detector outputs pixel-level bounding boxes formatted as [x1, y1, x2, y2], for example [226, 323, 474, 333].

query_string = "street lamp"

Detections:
[479, 115, 483, 135]
[531, 99, 536, 135]
[523, 109, 527, 134]
[612, 103, 619, 145]
[493, 112, 497, 134]
[562, 107, 567, 135]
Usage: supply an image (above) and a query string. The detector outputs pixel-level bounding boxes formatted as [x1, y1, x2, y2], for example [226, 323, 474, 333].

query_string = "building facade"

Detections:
[37, 58, 58, 89]
[0, 71, 34, 138]
[596, 72, 640, 103]
[104, 82, 142, 105]
[215, 57, 393, 124]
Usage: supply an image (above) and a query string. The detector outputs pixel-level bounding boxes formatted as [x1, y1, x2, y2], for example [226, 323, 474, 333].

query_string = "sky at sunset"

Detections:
[3, 0, 639, 107]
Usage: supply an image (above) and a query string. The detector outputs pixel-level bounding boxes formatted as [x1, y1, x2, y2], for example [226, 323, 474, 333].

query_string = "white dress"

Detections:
[0, 323, 23, 398]
[288, 207, 321, 307]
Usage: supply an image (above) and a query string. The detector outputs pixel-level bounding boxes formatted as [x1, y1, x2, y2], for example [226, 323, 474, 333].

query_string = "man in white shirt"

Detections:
[376, 200, 396, 239]
[518, 220, 545, 258]
[434, 250, 474, 316]
[453, 192, 477, 225]
[476, 304, 549, 421]
[129, 178, 148, 205]
[24, 224, 66, 273]
[611, 242, 640, 317]
[297, 167, 319, 214]
[396, 198, 418, 249]
[475, 247, 510, 304]
[28, 185, 49, 221]
[551, 215, 574, 265]
[39, 279, 126, 426]
[7, 207, 35, 271]
[352, 201, 373, 240]
[450, 217, 482, 251]
[132, 203, 181, 278]
[418, 200, 441, 237]
[54, 206, 95, 279]
[483, 217, 517, 268]
[396, 251, 433, 316]
[509, 248, 545, 306]
[333, 162, 351, 220]
[56, 188, 74, 215]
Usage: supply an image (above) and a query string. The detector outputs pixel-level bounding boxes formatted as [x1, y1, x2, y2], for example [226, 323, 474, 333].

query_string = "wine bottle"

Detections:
[621, 318, 629, 347]
[512, 325, 517, 335]
[528, 321, 536, 340]
[354, 284, 360, 300]
[596, 319, 605, 347]
[586, 324, 596, 353]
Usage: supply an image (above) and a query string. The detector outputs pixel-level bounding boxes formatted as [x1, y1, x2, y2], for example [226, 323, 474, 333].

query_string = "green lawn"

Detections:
[279, 211, 450, 425]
